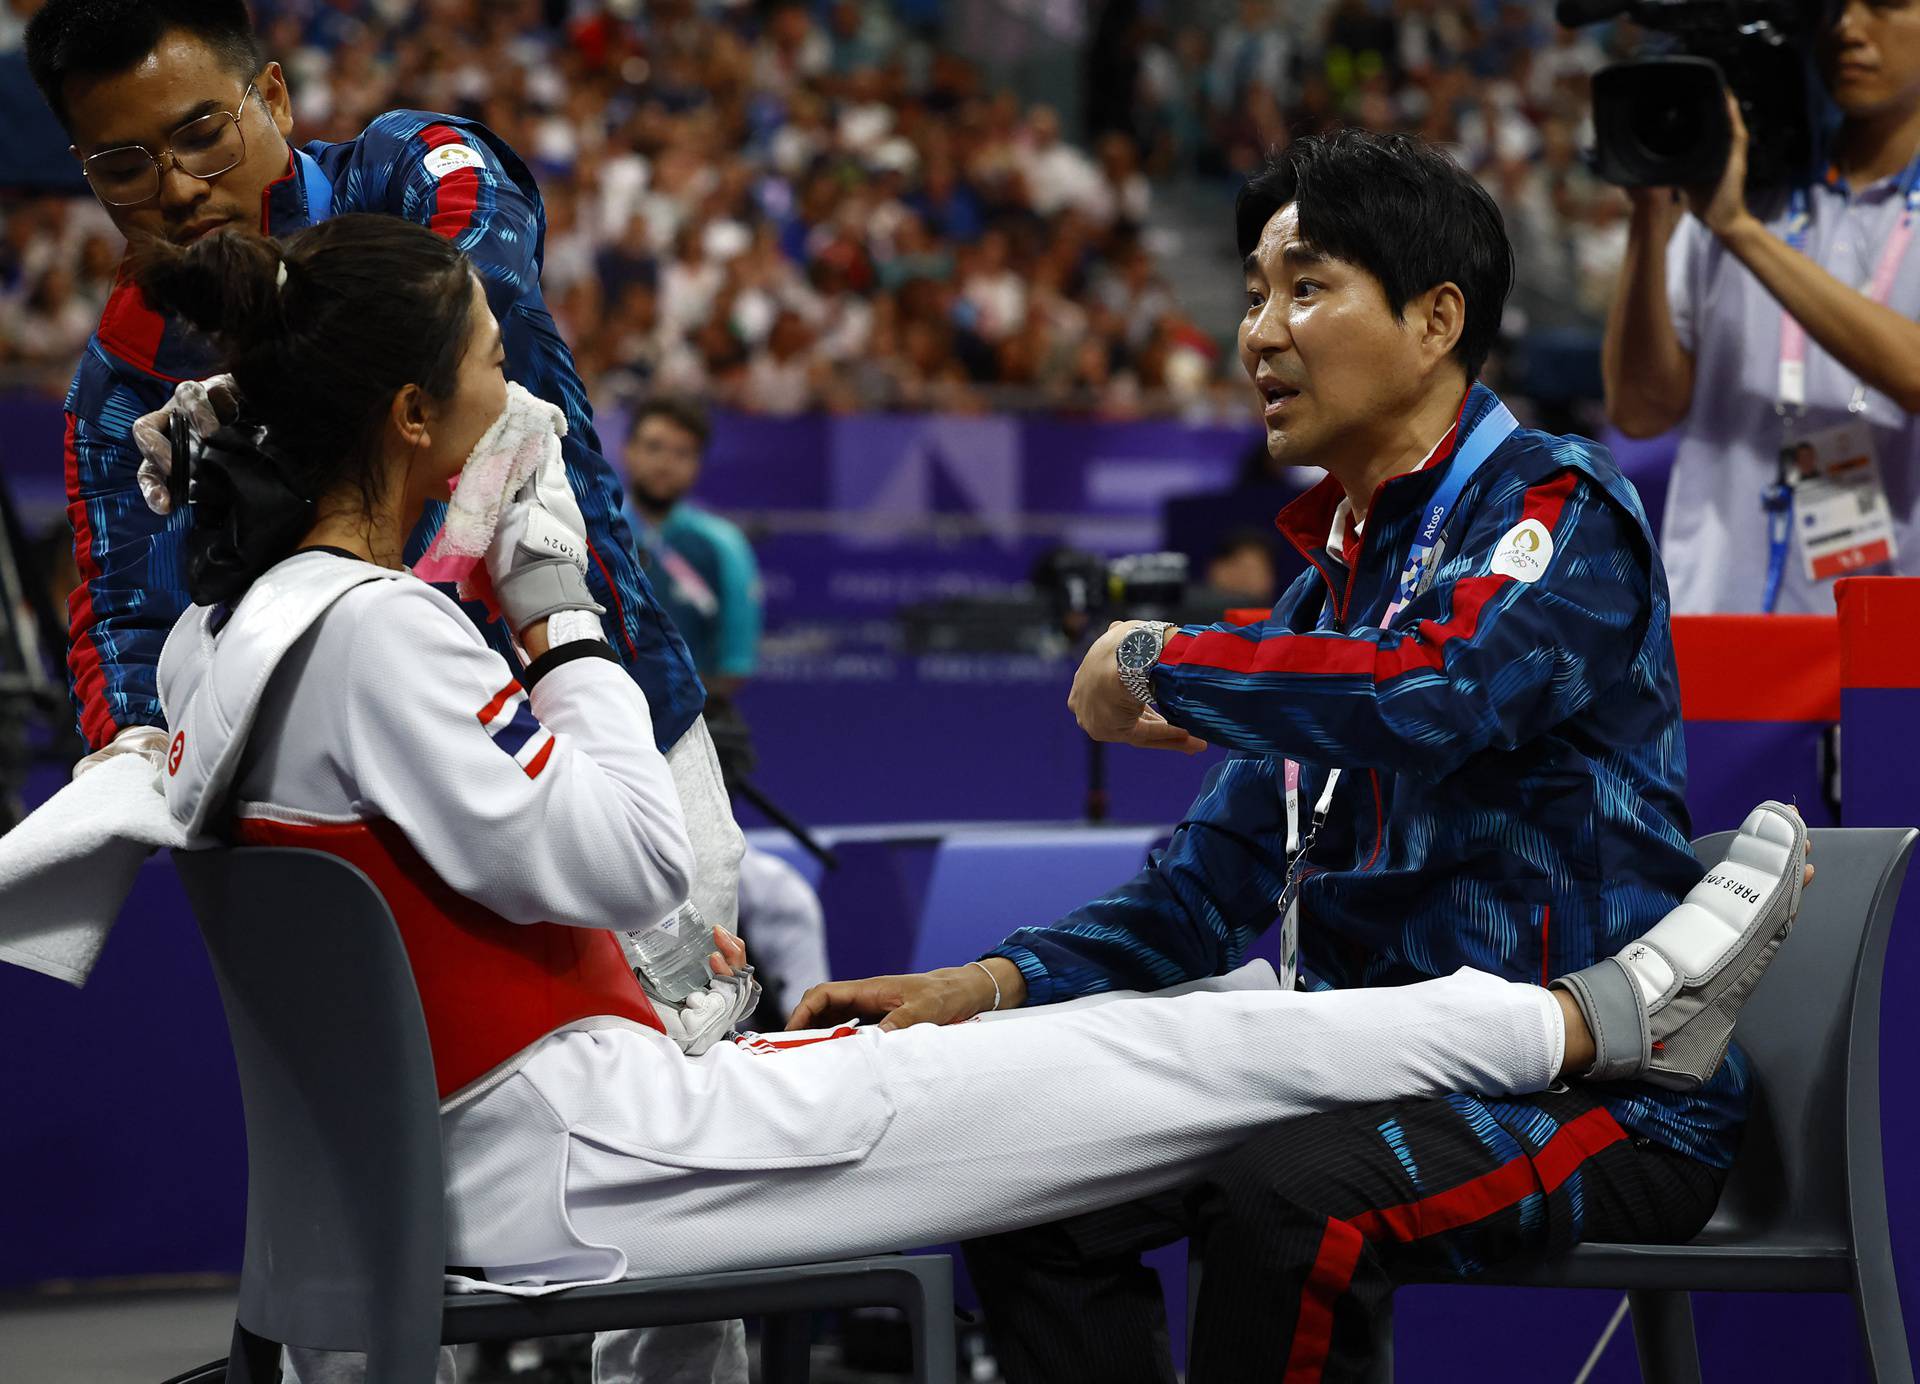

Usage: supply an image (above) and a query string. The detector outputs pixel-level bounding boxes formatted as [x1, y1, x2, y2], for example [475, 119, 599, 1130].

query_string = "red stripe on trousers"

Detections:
[1164, 471, 1583, 683]
[62, 412, 118, 749]
[747, 1024, 861, 1050]
[420, 125, 480, 240]
[1281, 1106, 1627, 1384]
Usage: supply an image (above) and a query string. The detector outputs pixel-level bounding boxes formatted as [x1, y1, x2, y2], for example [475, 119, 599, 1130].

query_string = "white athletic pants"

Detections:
[441, 964, 1562, 1298]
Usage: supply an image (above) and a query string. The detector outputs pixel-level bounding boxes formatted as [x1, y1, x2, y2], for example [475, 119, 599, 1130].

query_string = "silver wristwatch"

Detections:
[1115, 621, 1175, 709]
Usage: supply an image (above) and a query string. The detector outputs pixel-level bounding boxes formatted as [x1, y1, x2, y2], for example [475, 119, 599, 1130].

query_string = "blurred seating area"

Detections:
[0, 0, 1633, 421]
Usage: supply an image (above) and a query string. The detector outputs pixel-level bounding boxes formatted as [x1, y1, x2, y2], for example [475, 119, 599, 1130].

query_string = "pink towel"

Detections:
[413, 381, 567, 603]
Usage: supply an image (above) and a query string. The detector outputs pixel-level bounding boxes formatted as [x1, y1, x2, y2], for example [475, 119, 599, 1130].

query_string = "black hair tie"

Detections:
[177, 417, 317, 606]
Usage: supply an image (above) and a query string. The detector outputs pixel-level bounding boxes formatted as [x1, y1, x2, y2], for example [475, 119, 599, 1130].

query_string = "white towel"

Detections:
[0, 753, 192, 986]
[411, 381, 567, 601]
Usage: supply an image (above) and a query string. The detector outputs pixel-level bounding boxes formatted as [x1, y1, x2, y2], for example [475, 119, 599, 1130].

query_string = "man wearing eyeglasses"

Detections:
[23, 0, 711, 805]
[23, 3, 741, 1383]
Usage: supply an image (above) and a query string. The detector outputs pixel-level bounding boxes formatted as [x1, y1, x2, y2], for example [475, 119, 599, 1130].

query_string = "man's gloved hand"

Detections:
[130, 375, 240, 516]
[482, 448, 604, 636]
[72, 725, 171, 782]
[649, 927, 761, 1056]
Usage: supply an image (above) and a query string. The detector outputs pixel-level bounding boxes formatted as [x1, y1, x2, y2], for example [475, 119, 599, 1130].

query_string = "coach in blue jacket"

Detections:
[26, 0, 703, 763]
[794, 131, 1739, 1383]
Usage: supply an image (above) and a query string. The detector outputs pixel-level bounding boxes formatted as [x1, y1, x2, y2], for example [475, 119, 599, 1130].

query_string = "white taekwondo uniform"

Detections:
[158, 551, 1562, 1301]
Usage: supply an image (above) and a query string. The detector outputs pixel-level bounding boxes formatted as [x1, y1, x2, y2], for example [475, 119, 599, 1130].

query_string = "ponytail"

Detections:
[132, 215, 475, 603]
[135, 224, 288, 355]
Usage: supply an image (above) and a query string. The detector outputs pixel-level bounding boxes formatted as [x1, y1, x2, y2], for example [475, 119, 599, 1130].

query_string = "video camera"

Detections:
[1558, 0, 1825, 191]
[899, 550, 1208, 657]
[1033, 549, 1195, 628]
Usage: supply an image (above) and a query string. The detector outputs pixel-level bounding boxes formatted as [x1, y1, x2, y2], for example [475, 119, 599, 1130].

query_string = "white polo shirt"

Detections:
[1662, 171, 1920, 613]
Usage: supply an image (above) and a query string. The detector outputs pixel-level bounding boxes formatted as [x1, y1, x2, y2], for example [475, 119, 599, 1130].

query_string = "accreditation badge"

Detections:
[1279, 897, 1299, 993]
[1779, 420, 1899, 583]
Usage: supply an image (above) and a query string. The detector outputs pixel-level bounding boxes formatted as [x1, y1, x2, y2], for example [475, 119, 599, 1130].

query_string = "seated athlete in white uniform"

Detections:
[144, 215, 1806, 1304]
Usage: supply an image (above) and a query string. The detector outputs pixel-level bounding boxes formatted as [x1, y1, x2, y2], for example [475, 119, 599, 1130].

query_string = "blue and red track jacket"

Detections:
[988, 385, 1747, 1167]
[63, 111, 703, 754]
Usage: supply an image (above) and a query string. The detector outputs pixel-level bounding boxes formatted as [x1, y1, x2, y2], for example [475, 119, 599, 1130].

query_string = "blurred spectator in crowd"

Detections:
[0, 0, 39, 54]
[622, 395, 761, 695]
[7, 264, 93, 366]
[1202, 528, 1281, 607]
[3, 0, 1646, 422]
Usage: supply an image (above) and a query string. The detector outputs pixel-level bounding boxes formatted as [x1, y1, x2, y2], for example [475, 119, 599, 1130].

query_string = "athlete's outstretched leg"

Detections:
[501, 967, 1563, 1281]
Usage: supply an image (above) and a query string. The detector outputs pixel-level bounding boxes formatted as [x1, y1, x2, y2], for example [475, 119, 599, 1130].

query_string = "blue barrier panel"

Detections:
[735, 655, 1224, 827]
[0, 856, 245, 1289]
[1838, 578, 1920, 1367]
[909, 826, 1164, 973]
[1670, 615, 1843, 834]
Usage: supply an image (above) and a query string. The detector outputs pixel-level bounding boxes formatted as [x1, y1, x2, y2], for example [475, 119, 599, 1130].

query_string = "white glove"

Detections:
[482, 446, 604, 634]
[130, 375, 239, 516]
[72, 724, 170, 782]
[652, 967, 763, 1056]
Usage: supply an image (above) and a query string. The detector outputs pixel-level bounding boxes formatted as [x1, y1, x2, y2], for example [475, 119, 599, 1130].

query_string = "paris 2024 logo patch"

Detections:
[1490, 518, 1554, 583]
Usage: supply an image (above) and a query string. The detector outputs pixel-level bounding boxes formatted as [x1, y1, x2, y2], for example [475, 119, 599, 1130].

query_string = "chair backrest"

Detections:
[174, 846, 449, 1364]
[1692, 825, 1915, 1255]
[909, 826, 1163, 973]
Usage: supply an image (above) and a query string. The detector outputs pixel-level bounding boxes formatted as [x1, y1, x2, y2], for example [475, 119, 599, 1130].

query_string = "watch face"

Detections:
[1117, 628, 1159, 672]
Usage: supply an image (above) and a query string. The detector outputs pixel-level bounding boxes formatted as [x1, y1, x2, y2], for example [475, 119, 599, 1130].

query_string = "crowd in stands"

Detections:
[1, 0, 1633, 419]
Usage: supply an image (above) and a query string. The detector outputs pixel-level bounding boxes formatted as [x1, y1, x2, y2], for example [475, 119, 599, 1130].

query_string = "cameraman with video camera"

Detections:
[1605, 0, 1920, 612]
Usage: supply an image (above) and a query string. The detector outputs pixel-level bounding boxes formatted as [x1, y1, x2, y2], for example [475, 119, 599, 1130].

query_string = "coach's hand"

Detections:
[1068, 620, 1209, 754]
[786, 960, 1028, 1032]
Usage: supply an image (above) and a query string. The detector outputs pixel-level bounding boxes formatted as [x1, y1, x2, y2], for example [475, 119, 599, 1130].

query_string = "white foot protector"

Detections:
[1554, 801, 1808, 1091]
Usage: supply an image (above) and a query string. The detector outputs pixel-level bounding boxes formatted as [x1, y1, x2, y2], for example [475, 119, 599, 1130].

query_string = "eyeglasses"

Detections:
[81, 83, 261, 207]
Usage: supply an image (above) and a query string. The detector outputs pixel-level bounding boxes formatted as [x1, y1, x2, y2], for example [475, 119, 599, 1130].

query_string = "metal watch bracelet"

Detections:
[1116, 621, 1174, 708]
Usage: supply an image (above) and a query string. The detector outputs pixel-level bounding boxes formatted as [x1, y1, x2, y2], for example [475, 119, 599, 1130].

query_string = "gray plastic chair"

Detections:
[173, 846, 956, 1384]
[1370, 825, 1918, 1384]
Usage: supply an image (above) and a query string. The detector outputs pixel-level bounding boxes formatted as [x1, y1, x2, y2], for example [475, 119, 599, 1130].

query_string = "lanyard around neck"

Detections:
[1383, 399, 1520, 622]
[1287, 398, 1520, 843]
[1777, 153, 1920, 414]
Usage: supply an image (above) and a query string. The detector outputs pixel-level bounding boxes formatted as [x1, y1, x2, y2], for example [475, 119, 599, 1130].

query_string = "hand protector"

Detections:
[414, 381, 565, 592]
[649, 965, 762, 1056]
[483, 443, 605, 634]
[72, 725, 170, 782]
[130, 375, 240, 516]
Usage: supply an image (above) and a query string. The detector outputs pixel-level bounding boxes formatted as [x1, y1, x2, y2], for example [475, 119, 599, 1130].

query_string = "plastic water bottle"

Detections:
[624, 900, 719, 1003]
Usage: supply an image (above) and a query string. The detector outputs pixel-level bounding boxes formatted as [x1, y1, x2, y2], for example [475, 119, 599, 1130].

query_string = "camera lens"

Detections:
[1628, 98, 1696, 163]
[1591, 57, 1733, 187]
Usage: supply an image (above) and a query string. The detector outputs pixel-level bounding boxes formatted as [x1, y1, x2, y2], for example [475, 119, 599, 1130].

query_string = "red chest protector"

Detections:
[233, 815, 665, 1101]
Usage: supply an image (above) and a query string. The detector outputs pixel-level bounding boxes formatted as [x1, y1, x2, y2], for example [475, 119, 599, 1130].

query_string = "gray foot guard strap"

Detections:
[1554, 957, 1647, 1084]
[1554, 801, 1807, 1092]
